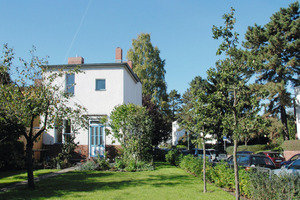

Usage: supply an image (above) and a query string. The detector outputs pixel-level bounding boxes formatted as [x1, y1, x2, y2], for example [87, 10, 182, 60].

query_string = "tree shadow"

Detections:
[0, 169, 199, 199]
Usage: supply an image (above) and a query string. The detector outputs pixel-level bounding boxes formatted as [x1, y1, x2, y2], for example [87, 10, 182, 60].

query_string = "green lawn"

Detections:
[0, 169, 59, 188]
[0, 163, 234, 200]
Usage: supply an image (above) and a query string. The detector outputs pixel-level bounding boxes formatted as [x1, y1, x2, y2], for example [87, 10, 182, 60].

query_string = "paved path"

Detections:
[0, 166, 77, 192]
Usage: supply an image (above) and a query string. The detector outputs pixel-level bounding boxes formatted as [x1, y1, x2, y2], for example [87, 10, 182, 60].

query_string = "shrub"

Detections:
[77, 160, 99, 171]
[95, 156, 110, 170]
[113, 157, 154, 172]
[248, 171, 300, 200]
[226, 144, 269, 154]
[179, 154, 203, 176]
[165, 149, 181, 166]
[281, 140, 300, 151]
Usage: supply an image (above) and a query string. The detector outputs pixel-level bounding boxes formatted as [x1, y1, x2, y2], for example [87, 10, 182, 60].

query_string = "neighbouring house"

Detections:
[42, 47, 142, 159]
[295, 86, 300, 140]
[172, 121, 217, 146]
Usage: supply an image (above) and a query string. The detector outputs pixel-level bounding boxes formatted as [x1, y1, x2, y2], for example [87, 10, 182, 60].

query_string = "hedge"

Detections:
[281, 140, 300, 151]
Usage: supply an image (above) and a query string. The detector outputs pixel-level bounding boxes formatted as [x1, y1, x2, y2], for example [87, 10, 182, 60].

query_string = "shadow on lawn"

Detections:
[0, 168, 196, 199]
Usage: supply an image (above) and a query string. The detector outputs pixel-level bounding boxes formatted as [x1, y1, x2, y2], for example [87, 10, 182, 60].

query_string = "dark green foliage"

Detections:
[165, 149, 181, 166]
[281, 140, 300, 151]
[226, 144, 278, 154]
[53, 135, 78, 169]
[244, 1, 300, 140]
[179, 154, 203, 176]
[0, 141, 25, 170]
[153, 148, 167, 162]
[248, 171, 300, 200]
[143, 95, 171, 147]
[95, 156, 110, 170]
[113, 157, 154, 172]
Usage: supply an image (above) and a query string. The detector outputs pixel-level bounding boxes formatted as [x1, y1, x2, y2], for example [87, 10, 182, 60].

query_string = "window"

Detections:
[66, 73, 75, 94]
[63, 120, 73, 143]
[54, 121, 63, 143]
[95, 79, 105, 91]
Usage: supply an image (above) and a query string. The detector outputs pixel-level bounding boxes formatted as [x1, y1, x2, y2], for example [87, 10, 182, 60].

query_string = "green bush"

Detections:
[248, 171, 300, 200]
[281, 140, 300, 151]
[77, 160, 99, 171]
[165, 149, 181, 166]
[95, 157, 110, 170]
[113, 157, 154, 172]
[178, 155, 251, 198]
[179, 154, 203, 176]
[226, 144, 270, 154]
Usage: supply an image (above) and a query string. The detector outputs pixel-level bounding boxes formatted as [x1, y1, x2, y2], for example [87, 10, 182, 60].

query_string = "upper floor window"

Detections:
[66, 73, 75, 94]
[95, 79, 106, 91]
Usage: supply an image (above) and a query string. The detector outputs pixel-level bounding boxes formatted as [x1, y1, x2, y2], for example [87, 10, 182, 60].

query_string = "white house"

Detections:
[172, 121, 217, 146]
[295, 86, 300, 140]
[42, 48, 142, 158]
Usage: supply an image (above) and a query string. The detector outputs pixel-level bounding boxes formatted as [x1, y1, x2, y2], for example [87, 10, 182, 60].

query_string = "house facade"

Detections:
[42, 48, 142, 159]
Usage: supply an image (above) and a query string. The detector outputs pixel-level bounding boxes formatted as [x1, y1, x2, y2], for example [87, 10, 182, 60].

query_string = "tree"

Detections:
[212, 8, 260, 200]
[244, 1, 300, 140]
[142, 95, 171, 147]
[168, 89, 182, 121]
[127, 33, 168, 106]
[0, 45, 87, 189]
[110, 104, 153, 162]
[179, 76, 219, 193]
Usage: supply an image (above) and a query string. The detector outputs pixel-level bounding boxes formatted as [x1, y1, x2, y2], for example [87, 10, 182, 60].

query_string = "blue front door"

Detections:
[89, 125, 105, 157]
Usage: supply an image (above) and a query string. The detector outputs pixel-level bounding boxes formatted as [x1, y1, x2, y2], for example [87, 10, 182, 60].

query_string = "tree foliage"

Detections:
[110, 104, 153, 162]
[0, 44, 87, 189]
[143, 95, 171, 146]
[127, 33, 168, 106]
[168, 89, 182, 121]
[244, 1, 300, 140]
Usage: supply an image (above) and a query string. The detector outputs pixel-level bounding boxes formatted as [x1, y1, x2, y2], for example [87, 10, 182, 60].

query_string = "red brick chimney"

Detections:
[68, 57, 84, 64]
[115, 47, 122, 63]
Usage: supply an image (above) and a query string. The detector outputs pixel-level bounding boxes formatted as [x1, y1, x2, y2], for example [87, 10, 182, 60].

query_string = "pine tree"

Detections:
[244, 2, 300, 140]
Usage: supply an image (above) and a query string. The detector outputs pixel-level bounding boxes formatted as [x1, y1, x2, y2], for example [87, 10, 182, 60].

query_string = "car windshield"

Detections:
[289, 160, 300, 170]
[267, 153, 283, 158]
[252, 156, 274, 166]
[237, 155, 249, 166]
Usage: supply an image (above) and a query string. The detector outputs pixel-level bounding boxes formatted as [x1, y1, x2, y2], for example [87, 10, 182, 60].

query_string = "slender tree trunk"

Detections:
[203, 140, 207, 193]
[233, 139, 240, 200]
[280, 105, 289, 140]
[26, 139, 35, 189]
[233, 89, 240, 200]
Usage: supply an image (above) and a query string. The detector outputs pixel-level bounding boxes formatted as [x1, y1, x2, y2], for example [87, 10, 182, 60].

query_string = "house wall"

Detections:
[42, 64, 141, 150]
[123, 67, 142, 105]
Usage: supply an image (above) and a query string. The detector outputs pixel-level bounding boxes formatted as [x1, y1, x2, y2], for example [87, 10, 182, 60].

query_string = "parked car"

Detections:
[257, 151, 285, 168]
[216, 152, 228, 161]
[237, 151, 253, 154]
[227, 154, 276, 170]
[193, 148, 217, 162]
[280, 153, 300, 167]
[273, 159, 300, 176]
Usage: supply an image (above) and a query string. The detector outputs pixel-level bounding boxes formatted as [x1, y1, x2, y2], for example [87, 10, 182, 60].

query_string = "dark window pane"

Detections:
[96, 79, 105, 90]
[66, 74, 75, 94]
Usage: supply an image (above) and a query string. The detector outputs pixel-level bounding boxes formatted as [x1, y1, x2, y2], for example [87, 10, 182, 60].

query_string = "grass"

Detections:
[0, 169, 59, 188]
[0, 163, 234, 200]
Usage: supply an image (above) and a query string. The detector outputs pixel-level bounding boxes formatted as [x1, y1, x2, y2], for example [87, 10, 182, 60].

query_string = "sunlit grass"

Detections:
[0, 163, 234, 200]
[0, 169, 59, 188]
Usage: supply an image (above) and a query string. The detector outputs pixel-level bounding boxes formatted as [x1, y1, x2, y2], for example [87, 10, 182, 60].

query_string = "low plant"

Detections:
[77, 160, 99, 171]
[248, 171, 300, 200]
[95, 155, 110, 170]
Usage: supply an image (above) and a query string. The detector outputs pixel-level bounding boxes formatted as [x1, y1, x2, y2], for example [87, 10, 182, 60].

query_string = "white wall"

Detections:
[42, 64, 142, 146]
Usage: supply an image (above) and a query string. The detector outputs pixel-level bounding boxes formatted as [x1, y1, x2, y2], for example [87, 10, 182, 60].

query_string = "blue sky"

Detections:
[0, 0, 297, 95]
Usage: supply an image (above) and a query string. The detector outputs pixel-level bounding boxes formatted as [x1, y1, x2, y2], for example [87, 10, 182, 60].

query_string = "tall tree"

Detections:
[127, 33, 168, 106]
[0, 45, 87, 189]
[168, 89, 182, 121]
[244, 1, 300, 140]
[212, 8, 260, 200]
[179, 76, 219, 193]
[143, 95, 171, 146]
